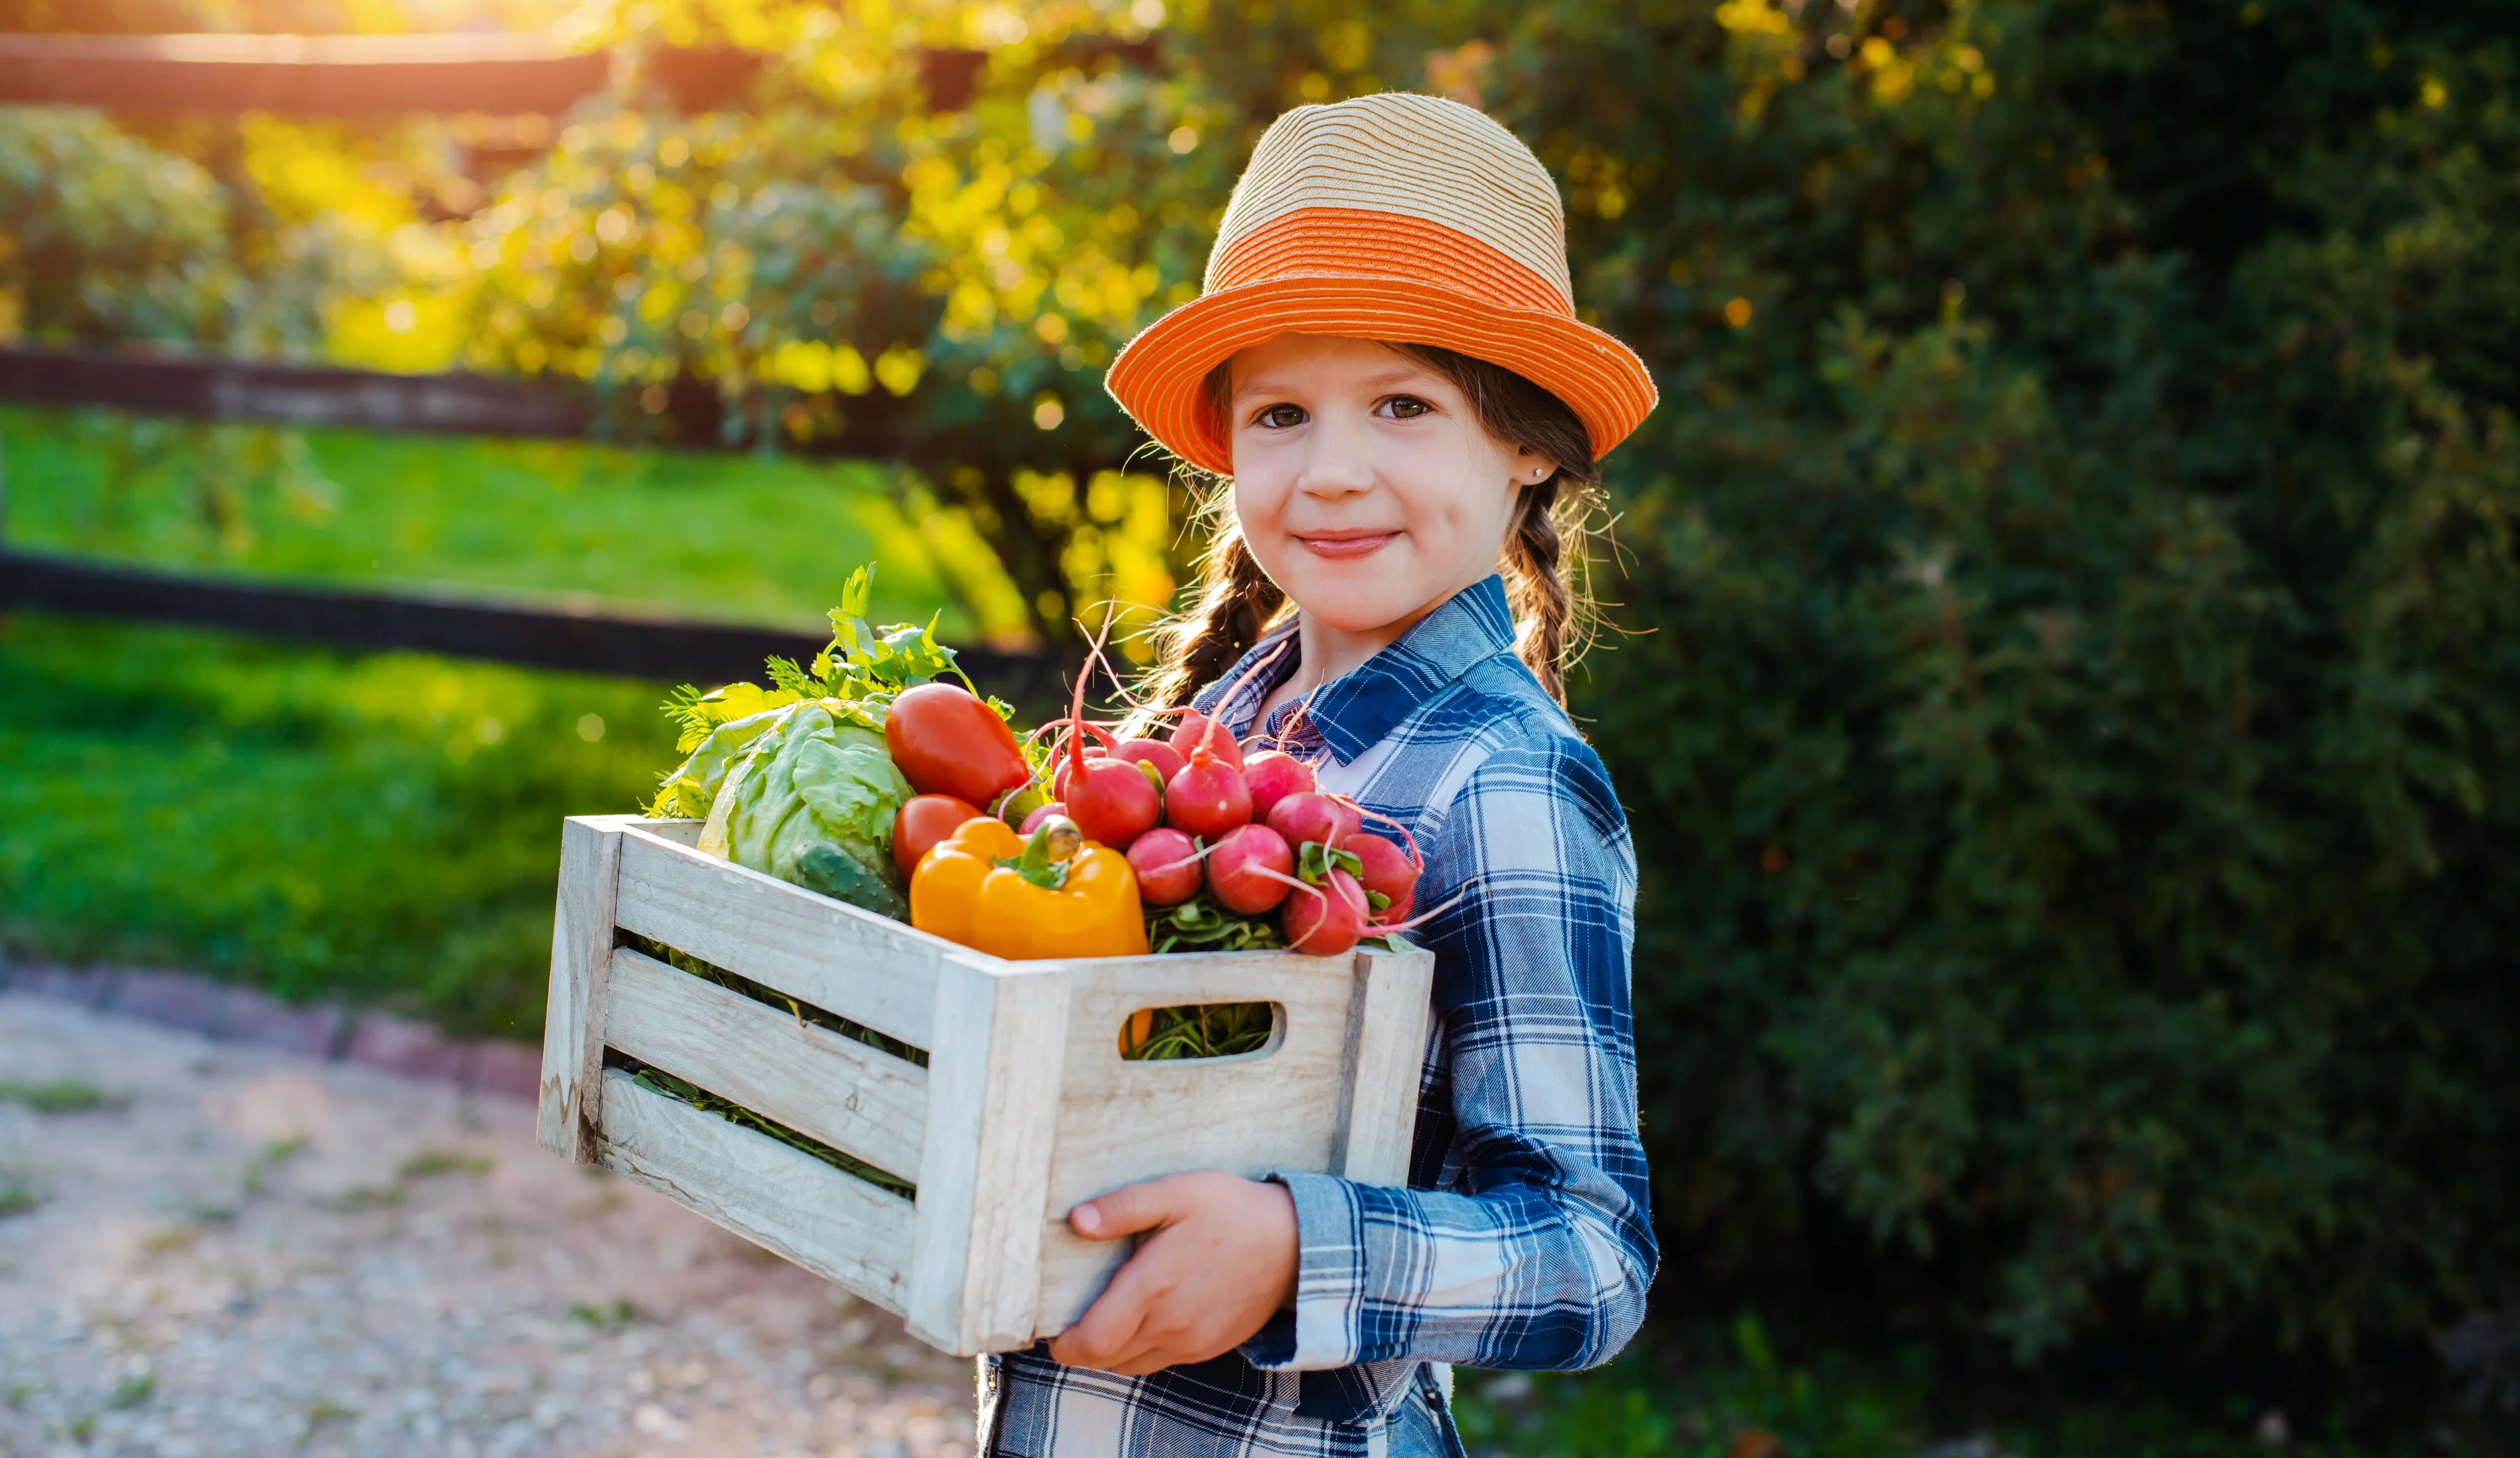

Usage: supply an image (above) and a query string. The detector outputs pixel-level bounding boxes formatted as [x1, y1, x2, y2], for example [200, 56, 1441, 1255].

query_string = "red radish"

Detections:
[1112, 737, 1188, 784]
[1019, 801, 1069, 834]
[1126, 827, 1205, 905]
[1055, 751, 1163, 804]
[1205, 824, 1293, 914]
[893, 794, 985, 878]
[1348, 833, 1420, 923]
[1050, 730, 1113, 799]
[1280, 867, 1373, 957]
[1265, 791, 1363, 851]
[1067, 756, 1160, 848]
[1164, 749, 1252, 840]
[1169, 710, 1244, 772]
[1240, 750, 1317, 824]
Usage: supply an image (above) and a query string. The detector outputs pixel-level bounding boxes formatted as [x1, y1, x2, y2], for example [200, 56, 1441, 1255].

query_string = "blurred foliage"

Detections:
[1, 0, 2516, 1425]
[1453, 1316, 2471, 1458]
[1496, 0, 2519, 1411]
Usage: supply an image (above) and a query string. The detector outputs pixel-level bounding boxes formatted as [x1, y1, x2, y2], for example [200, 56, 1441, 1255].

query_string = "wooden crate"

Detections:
[535, 814, 1435, 1357]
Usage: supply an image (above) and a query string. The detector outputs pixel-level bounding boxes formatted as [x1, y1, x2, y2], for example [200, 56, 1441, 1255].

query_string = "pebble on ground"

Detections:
[0, 992, 978, 1458]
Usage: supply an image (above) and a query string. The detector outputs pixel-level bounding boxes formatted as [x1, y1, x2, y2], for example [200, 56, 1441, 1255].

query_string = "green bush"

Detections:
[1453, 1316, 2451, 1458]
[1489, 0, 2520, 1390]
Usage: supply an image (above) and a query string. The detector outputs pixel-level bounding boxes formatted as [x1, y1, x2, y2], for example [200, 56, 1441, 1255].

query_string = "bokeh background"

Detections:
[3, 0, 2516, 1450]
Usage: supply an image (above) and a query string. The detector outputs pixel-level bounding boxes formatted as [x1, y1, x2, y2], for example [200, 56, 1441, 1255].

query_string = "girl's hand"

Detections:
[1047, 1171, 1298, 1375]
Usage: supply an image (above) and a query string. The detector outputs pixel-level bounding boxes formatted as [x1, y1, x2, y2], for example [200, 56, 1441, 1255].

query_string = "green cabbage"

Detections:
[692, 700, 914, 918]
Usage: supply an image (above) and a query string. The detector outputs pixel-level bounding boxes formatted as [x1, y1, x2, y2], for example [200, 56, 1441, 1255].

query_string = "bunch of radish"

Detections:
[1024, 649, 1428, 959]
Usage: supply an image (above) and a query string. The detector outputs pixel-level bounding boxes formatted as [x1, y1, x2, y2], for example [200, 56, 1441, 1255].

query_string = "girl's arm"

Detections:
[1249, 739, 1658, 1372]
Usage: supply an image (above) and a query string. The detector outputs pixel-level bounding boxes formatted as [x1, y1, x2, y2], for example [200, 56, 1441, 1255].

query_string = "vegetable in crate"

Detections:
[701, 701, 914, 917]
[647, 564, 1019, 918]
[911, 815, 1148, 960]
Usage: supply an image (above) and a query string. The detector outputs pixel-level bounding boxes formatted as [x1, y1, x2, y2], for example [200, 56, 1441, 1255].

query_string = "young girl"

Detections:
[978, 92, 1659, 1456]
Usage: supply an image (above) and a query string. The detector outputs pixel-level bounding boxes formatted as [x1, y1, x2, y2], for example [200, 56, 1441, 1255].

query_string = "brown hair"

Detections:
[1135, 342, 1605, 711]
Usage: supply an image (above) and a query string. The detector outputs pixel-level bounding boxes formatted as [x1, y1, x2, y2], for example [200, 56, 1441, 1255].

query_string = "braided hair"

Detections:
[1134, 343, 1604, 711]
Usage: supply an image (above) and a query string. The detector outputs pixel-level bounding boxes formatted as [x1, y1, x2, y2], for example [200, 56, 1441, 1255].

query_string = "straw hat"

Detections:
[1104, 91, 1656, 476]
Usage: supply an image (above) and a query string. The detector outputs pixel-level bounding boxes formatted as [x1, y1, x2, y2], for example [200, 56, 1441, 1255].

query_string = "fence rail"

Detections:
[0, 32, 767, 115]
[0, 550, 1064, 698]
[0, 346, 595, 438]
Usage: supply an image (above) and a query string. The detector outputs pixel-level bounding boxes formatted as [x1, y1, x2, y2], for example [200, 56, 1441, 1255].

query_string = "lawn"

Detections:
[0, 405, 1011, 636]
[0, 407, 1007, 1032]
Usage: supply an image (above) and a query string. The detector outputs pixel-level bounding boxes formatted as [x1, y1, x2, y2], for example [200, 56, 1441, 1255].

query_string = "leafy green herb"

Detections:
[1144, 893, 1286, 955]
[1120, 1003, 1278, 1061]
[650, 564, 1007, 774]
[1297, 841, 1365, 886]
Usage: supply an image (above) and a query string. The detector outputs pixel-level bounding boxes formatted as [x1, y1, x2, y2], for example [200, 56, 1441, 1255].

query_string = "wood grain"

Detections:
[904, 957, 1070, 1355]
[612, 825, 944, 1049]
[1336, 945, 1437, 1187]
[641, 817, 704, 847]
[536, 815, 631, 1163]
[602, 945, 929, 1184]
[596, 1068, 915, 1314]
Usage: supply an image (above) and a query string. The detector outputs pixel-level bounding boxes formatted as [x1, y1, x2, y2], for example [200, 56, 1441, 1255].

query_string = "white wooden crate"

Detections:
[535, 814, 1435, 1357]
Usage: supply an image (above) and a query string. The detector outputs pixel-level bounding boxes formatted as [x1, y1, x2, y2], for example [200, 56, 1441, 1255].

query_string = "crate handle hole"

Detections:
[1117, 1002, 1283, 1061]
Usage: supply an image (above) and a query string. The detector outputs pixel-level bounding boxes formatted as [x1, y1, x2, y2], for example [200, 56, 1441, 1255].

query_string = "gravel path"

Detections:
[0, 992, 977, 1458]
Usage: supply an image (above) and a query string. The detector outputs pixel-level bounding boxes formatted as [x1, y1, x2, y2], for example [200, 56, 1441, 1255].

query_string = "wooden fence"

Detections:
[0, 549, 1065, 697]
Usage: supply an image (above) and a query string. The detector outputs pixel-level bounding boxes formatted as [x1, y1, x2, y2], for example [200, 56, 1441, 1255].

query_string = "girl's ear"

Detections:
[1514, 450, 1559, 486]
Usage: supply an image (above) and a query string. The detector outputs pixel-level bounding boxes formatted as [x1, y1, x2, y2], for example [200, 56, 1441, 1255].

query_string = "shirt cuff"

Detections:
[1240, 1171, 1366, 1372]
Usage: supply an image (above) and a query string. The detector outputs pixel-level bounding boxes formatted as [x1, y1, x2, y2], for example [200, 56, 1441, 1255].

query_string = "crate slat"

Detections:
[537, 815, 632, 1163]
[640, 818, 704, 846]
[612, 825, 942, 1049]
[604, 945, 928, 1183]
[904, 959, 1070, 1355]
[1334, 947, 1436, 1187]
[596, 1068, 915, 1314]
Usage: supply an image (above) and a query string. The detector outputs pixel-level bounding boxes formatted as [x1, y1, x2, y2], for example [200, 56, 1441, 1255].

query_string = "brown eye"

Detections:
[1256, 403, 1307, 429]
[1381, 395, 1432, 419]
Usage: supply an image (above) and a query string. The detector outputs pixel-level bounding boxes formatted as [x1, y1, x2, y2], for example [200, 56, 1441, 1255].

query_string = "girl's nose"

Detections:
[1293, 422, 1377, 498]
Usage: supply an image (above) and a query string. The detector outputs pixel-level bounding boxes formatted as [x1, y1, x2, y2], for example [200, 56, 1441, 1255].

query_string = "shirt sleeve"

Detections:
[1244, 739, 1658, 1373]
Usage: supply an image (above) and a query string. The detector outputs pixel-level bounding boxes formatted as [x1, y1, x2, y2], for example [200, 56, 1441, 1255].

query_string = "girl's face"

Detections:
[1225, 333, 1555, 641]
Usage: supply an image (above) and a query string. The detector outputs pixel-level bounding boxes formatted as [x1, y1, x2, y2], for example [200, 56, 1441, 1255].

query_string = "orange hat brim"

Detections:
[1104, 275, 1659, 477]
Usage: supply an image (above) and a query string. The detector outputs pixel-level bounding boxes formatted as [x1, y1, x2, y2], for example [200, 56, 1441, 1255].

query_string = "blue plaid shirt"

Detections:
[982, 575, 1656, 1456]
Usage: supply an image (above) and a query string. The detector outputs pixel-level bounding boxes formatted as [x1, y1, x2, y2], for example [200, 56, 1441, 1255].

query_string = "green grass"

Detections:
[0, 613, 680, 1034]
[0, 408, 1005, 1034]
[0, 1080, 112, 1113]
[1, 405, 974, 635]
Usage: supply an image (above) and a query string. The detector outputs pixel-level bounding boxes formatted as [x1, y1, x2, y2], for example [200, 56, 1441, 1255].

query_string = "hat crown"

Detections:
[1206, 92, 1573, 307]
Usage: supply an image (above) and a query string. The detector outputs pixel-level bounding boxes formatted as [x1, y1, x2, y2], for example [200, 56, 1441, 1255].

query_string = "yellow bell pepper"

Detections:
[909, 815, 1147, 960]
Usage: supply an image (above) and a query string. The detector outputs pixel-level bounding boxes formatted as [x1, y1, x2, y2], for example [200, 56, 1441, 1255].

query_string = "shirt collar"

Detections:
[1194, 574, 1519, 763]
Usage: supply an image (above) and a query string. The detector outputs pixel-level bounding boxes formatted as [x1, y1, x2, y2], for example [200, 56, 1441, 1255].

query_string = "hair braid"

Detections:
[1503, 481, 1574, 701]
[1136, 508, 1286, 717]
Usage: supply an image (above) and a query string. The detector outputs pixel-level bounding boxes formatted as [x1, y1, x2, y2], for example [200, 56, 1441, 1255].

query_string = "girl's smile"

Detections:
[1295, 528, 1398, 559]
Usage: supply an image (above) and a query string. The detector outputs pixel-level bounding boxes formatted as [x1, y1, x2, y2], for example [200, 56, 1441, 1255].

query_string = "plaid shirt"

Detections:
[982, 575, 1656, 1456]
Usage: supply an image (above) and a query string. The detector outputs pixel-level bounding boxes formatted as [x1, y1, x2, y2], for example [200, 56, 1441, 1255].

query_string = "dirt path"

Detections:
[0, 992, 977, 1458]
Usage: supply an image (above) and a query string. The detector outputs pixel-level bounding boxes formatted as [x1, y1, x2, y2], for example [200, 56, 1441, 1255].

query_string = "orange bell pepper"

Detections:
[909, 814, 1147, 960]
